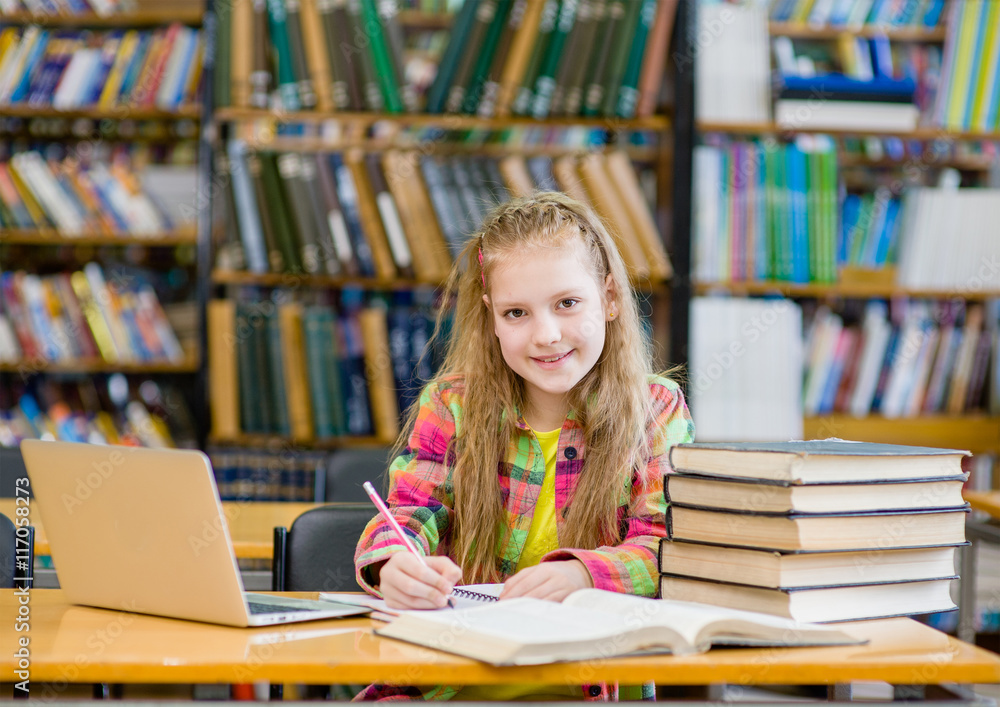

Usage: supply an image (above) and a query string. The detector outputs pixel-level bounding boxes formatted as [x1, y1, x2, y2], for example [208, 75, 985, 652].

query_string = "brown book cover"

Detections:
[636, 0, 678, 117]
[359, 306, 400, 443]
[577, 154, 650, 279]
[395, 151, 453, 279]
[365, 153, 415, 279]
[382, 150, 435, 282]
[498, 154, 536, 197]
[230, 0, 253, 107]
[299, 0, 334, 111]
[551, 155, 590, 204]
[345, 150, 397, 280]
[494, 0, 547, 118]
[207, 299, 240, 439]
[605, 150, 672, 279]
[279, 302, 315, 443]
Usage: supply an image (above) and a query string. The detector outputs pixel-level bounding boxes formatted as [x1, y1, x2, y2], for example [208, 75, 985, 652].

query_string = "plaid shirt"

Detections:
[354, 374, 695, 701]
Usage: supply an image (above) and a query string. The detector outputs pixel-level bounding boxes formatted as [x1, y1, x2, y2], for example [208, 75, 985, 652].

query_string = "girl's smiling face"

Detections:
[485, 238, 615, 429]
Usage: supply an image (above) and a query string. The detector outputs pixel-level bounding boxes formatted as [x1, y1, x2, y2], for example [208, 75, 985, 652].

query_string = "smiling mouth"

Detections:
[534, 352, 571, 364]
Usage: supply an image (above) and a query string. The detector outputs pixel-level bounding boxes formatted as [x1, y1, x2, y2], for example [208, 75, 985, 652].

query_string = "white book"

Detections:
[11, 153, 87, 234]
[692, 146, 721, 283]
[138, 286, 184, 362]
[0, 314, 21, 363]
[775, 100, 918, 132]
[803, 308, 842, 416]
[226, 140, 268, 274]
[849, 302, 891, 417]
[155, 27, 192, 109]
[846, 0, 877, 28]
[375, 190, 412, 271]
[880, 303, 928, 418]
[903, 325, 941, 418]
[53, 49, 99, 108]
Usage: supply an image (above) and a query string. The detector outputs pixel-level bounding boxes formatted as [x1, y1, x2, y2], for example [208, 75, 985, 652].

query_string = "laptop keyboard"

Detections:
[247, 600, 326, 615]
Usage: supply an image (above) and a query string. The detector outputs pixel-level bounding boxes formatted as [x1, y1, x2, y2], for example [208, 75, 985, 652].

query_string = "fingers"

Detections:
[380, 552, 457, 610]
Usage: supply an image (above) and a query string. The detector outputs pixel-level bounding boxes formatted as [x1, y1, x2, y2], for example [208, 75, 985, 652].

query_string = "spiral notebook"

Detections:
[319, 584, 502, 617]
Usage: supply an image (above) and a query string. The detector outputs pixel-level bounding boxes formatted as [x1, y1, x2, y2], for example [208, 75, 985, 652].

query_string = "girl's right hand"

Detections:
[378, 552, 462, 610]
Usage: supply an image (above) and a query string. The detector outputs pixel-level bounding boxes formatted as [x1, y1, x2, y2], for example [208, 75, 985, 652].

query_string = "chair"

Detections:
[271, 503, 376, 592]
[0, 512, 33, 590]
[270, 504, 377, 700]
[321, 446, 392, 502]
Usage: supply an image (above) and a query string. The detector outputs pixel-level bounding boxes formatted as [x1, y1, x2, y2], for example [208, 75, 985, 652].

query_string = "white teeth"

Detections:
[540, 354, 565, 362]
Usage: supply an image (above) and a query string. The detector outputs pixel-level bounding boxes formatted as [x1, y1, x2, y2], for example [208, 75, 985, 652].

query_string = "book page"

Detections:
[320, 583, 504, 615]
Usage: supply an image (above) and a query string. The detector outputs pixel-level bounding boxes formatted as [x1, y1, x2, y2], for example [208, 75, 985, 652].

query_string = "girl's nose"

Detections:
[532, 314, 561, 346]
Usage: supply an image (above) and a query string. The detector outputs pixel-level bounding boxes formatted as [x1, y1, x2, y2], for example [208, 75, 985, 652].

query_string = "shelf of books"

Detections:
[0, 0, 206, 455]
[202, 0, 683, 495]
[684, 0, 1000, 478]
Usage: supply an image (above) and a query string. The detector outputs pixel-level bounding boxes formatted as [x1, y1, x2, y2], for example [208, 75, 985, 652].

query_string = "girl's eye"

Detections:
[558, 299, 578, 309]
[504, 309, 525, 319]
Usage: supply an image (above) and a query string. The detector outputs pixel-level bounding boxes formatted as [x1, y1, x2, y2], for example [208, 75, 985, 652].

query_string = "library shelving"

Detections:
[0, 2, 207, 451]
[679, 0, 1000, 456]
[203, 0, 684, 470]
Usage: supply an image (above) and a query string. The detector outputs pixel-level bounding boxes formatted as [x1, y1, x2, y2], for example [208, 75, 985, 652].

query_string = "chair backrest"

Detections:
[272, 503, 376, 592]
[323, 447, 392, 502]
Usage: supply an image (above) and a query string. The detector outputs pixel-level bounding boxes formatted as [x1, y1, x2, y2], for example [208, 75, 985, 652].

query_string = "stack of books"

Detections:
[659, 439, 970, 623]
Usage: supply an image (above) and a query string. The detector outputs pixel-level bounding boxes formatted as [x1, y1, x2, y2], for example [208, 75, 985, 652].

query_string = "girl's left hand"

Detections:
[499, 560, 594, 602]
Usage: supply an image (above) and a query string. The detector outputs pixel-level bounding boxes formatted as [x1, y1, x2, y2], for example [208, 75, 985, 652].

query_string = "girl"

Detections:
[354, 192, 695, 701]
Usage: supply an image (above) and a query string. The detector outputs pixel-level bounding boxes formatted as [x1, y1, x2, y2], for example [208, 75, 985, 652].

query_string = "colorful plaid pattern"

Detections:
[353, 374, 694, 701]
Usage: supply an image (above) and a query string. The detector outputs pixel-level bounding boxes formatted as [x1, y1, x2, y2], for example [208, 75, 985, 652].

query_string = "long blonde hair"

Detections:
[396, 192, 663, 583]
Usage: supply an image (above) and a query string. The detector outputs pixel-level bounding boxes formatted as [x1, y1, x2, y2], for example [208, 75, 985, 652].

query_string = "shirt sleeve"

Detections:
[354, 381, 459, 596]
[541, 378, 695, 596]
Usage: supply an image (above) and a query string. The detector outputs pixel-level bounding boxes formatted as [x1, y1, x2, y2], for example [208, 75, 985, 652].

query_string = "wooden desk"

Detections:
[958, 490, 1000, 643]
[2, 590, 999, 688]
[0, 499, 320, 560]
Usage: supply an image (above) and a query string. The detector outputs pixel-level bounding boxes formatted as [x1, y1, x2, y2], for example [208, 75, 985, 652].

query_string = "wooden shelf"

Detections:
[694, 280, 1000, 301]
[396, 9, 452, 30]
[803, 415, 1000, 455]
[212, 270, 439, 290]
[0, 8, 202, 26]
[208, 434, 389, 450]
[241, 137, 662, 161]
[769, 22, 947, 42]
[697, 121, 1000, 142]
[0, 356, 200, 375]
[837, 155, 997, 171]
[215, 107, 670, 132]
[0, 105, 201, 121]
[1, 228, 197, 246]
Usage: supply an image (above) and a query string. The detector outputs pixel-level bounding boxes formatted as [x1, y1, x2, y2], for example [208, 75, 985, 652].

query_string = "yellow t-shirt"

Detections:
[455, 426, 582, 701]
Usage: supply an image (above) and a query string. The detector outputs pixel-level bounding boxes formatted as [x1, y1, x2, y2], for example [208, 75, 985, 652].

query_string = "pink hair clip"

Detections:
[478, 247, 485, 288]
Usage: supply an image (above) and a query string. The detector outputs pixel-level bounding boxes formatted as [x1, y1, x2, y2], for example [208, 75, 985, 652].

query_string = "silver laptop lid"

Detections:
[21, 440, 252, 626]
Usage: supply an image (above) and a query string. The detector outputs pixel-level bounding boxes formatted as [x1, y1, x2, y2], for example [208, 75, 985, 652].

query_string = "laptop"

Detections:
[20, 439, 370, 627]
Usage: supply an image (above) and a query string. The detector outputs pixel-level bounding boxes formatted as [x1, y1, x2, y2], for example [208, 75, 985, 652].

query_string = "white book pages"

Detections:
[692, 146, 721, 283]
[849, 302, 891, 417]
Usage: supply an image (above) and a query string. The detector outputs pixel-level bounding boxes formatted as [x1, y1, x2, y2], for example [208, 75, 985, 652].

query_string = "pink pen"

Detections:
[362, 481, 454, 608]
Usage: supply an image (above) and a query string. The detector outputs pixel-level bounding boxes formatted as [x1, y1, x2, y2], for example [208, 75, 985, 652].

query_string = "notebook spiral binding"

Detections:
[451, 587, 499, 603]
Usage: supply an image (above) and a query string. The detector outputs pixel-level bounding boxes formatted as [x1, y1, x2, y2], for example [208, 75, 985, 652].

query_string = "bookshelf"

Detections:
[679, 0, 1000, 460]
[0, 2, 206, 451]
[202, 0, 683, 474]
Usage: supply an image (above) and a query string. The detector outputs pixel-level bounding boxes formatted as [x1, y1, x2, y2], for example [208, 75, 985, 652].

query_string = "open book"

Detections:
[371, 588, 864, 666]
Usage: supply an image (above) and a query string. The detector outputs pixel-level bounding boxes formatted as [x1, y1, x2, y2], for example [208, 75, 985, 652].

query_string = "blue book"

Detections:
[328, 153, 376, 278]
[961, 1, 990, 130]
[118, 31, 152, 102]
[83, 30, 124, 106]
[869, 36, 894, 79]
[921, 0, 945, 26]
[986, 56, 1000, 130]
[227, 140, 269, 273]
[10, 30, 50, 104]
[424, 0, 479, 113]
[777, 74, 916, 97]
[874, 198, 900, 265]
[839, 194, 862, 265]
[785, 144, 810, 284]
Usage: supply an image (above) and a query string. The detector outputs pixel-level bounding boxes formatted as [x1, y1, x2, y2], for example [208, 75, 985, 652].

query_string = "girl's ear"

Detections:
[604, 274, 617, 320]
[482, 294, 491, 311]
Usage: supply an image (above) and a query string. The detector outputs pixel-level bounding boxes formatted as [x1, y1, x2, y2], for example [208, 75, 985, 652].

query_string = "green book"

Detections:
[559, 0, 602, 116]
[246, 151, 285, 273]
[461, 0, 513, 115]
[360, 0, 404, 112]
[425, 0, 479, 113]
[265, 0, 302, 110]
[317, 0, 350, 109]
[285, 0, 317, 109]
[511, 0, 560, 115]
[266, 310, 291, 436]
[530, 0, 579, 119]
[581, 0, 624, 116]
[213, 1, 232, 108]
[548, 0, 593, 115]
[615, 0, 657, 119]
[319, 308, 348, 436]
[806, 147, 822, 283]
[303, 307, 336, 438]
[345, 0, 384, 111]
[260, 153, 303, 272]
[819, 142, 839, 283]
[599, 0, 640, 116]
[476, 0, 527, 117]
[444, 0, 501, 113]
[235, 303, 262, 434]
[251, 308, 274, 433]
